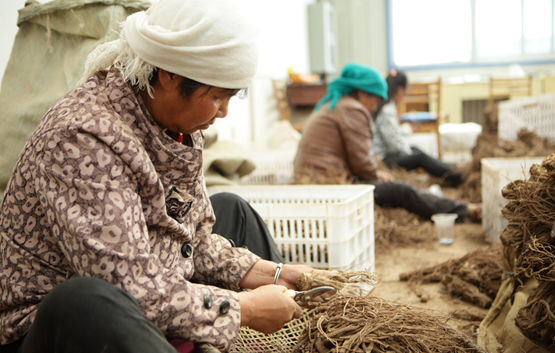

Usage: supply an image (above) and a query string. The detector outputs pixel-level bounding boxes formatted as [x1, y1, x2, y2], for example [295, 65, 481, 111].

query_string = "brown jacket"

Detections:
[0, 67, 259, 351]
[294, 96, 379, 181]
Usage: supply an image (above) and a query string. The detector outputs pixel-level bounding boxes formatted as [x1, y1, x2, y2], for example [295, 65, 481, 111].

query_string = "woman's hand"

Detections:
[238, 260, 338, 290]
[276, 264, 337, 289]
[377, 170, 395, 182]
[239, 285, 302, 333]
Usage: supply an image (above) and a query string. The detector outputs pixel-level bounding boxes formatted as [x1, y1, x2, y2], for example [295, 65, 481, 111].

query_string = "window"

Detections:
[388, 0, 555, 69]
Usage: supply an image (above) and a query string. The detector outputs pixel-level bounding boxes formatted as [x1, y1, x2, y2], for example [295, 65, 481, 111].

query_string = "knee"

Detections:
[410, 149, 427, 161]
[386, 181, 414, 195]
[374, 181, 415, 205]
[47, 276, 125, 300]
[210, 192, 247, 209]
[38, 277, 135, 320]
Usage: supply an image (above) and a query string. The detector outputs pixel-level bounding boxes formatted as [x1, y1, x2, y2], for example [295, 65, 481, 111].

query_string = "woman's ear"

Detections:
[394, 85, 406, 102]
[157, 69, 181, 92]
[355, 90, 366, 101]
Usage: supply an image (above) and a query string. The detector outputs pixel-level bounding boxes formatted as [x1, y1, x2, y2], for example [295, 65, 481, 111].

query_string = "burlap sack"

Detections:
[203, 140, 255, 187]
[477, 245, 550, 353]
[0, 0, 149, 194]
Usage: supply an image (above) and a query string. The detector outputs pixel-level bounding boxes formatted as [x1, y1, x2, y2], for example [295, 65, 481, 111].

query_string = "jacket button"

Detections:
[181, 243, 193, 258]
[219, 300, 230, 315]
[204, 294, 213, 309]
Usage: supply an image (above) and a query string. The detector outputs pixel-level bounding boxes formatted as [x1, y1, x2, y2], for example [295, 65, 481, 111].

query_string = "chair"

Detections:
[397, 77, 442, 158]
[488, 76, 532, 108]
[543, 75, 555, 93]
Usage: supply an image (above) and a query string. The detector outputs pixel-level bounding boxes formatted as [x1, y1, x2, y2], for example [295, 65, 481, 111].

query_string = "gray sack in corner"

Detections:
[0, 0, 150, 195]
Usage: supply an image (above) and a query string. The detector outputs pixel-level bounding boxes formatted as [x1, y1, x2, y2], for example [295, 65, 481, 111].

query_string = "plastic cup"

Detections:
[431, 213, 458, 245]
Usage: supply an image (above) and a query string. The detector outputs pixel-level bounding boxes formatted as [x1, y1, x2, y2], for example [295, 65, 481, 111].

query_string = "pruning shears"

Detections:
[284, 286, 336, 306]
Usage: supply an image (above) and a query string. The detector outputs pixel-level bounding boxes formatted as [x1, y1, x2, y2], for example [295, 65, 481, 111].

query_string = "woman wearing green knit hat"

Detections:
[294, 63, 470, 222]
[314, 62, 388, 111]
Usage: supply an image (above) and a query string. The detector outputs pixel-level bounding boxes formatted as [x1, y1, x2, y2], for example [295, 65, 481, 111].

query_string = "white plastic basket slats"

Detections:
[481, 157, 546, 245]
[498, 94, 555, 142]
[207, 185, 375, 271]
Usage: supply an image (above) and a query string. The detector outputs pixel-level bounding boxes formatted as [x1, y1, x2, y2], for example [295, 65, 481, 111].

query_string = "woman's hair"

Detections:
[148, 69, 205, 98]
[372, 69, 408, 119]
[79, 28, 159, 97]
[148, 69, 249, 100]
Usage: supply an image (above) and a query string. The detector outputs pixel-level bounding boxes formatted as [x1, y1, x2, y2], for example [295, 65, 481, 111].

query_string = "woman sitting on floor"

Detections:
[372, 69, 463, 187]
[293, 62, 476, 222]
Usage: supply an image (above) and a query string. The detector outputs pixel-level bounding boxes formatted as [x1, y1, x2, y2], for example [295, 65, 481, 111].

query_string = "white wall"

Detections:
[210, 0, 315, 148]
[331, 0, 388, 75]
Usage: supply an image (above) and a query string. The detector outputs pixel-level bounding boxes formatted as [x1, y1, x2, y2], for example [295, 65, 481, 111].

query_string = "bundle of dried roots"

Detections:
[500, 154, 555, 280]
[399, 245, 503, 307]
[515, 280, 555, 352]
[498, 154, 555, 348]
[293, 295, 485, 353]
[296, 271, 378, 297]
[459, 125, 555, 203]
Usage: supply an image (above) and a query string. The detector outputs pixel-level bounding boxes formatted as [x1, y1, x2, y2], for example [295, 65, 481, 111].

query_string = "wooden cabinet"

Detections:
[286, 82, 327, 107]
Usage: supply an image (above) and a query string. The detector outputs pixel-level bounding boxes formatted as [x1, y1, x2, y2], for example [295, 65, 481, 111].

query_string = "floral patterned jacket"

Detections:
[372, 101, 412, 158]
[0, 67, 259, 351]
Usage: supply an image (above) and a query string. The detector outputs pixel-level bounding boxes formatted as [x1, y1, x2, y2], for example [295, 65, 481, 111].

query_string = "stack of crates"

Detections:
[481, 157, 546, 245]
[208, 185, 375, 271]
[498, 93, 555, 142]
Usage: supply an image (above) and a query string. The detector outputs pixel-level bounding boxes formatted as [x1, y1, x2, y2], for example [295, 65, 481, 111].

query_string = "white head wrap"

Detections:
[80, 0, 259, 92]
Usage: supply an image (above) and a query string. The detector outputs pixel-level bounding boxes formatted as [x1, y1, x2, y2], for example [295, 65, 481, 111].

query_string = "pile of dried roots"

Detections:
[458, 106, 555, 202]
[290, 168, 352, 185]
[399, 245, 504, 308]
[293, 295, 485, 353]
[376, 159, 441, 189]
[499, 153, 555, 350]
[374, 205, 435, 247]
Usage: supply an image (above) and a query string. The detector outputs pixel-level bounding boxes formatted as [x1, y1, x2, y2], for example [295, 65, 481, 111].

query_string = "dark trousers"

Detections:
[0, 193, 281, 353]
[373, 181, 468, 222]
[383, 146, 463, 186]
[210, 192, 283, 263]
[0, 277, 177, 353]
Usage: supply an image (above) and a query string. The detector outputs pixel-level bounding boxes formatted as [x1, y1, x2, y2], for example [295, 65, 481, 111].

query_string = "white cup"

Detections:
[431, 213, 458, 245]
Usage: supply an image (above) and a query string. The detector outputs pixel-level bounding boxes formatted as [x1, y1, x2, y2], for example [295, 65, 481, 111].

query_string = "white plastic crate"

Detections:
[208, 185, 375, 271]
[481, 157, 546, 245]
[240, 150, 296, 185]
[440, 123, 482, 167]
[441, 149, 473, 167]
[405, 132, 438, 159]
[498, 93, 555, 142]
